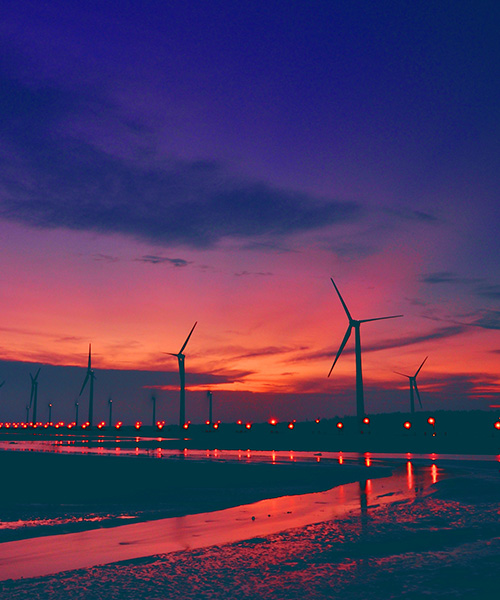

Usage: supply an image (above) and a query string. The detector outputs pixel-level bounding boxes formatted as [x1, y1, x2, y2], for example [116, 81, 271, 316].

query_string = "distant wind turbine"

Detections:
[328, 278, 403, 428]
[166, 322, 197, 428]
[79, 344, 95, 427]
[395, 356, 428, 414]
[29, 368, 41, 423]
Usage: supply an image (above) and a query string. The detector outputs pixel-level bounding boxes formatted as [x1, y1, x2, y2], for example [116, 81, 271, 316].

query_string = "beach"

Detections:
[0, 446, 499, 599]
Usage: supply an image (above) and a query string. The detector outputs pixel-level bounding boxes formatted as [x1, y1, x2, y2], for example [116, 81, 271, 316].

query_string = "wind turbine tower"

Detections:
[167, 322, 197, 428]
[328, 278, 403, 428]
[29, 368, 41, 423]
[79, 344, 95, 426]
[395, 357, 428, 414]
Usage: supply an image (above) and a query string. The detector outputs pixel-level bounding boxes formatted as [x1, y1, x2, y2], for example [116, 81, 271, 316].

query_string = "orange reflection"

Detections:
[338, 454, 343, 465]
[431, 463, 438, 484]
[406, 461, 413, 490]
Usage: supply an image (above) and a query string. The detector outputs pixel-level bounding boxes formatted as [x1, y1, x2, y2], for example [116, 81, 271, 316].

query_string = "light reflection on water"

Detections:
[0, 462, 444, 581]
[0, 438, 497, 468]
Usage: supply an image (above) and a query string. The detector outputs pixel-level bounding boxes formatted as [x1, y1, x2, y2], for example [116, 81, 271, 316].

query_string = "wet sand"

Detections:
[0, 452, 498, 598]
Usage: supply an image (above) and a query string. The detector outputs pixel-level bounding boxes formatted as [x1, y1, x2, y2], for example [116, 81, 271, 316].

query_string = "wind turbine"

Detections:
[328, 278, 403, 427]
[79, 344, 95, 427]
[166, 322, 197, 428]
[29, 368, 41, 423]
[395, 356, 428, 414]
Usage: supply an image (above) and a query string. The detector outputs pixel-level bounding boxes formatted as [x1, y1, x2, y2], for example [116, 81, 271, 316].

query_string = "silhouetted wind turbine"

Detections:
[328, 278, 403, 428]
[29, 368, 41, 423]
[166, 322, 197, 428]
[79, 344, 95, 426]
[151, 394, 156, 426]
[395, 356, 428, 414]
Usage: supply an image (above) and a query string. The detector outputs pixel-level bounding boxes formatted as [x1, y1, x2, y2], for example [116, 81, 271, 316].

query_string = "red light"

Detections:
[115, 421, 122, 429]
[269, 418, 277, 426]
[156, 421, 164, 430]
[135, 421, 142, 430]
[205, 420, 210, 426]
[427, 417, 435, 426]
[404, 421, 412, 429]
[288, 422, 294, 429]
[237, 420, 242, 425]
[336, 421, 343, 429]
[245, 422, 252, 430]
[213, 422, 219, 429]
[363, 417, 370, 425]
[315, 418, 320, 424]
[494, 421, 500, 430]
[183, 422, 189, 430]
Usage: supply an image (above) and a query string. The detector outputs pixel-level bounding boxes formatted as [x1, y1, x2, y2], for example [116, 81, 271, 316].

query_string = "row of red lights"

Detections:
[0, 416, 499, 430]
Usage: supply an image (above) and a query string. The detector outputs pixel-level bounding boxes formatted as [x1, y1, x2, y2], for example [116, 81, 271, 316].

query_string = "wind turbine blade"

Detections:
[79, 374, 90, 396]
[330, 278, 353, 322]
[328, 325, 352, 377]
[359, 315, 403, 323]
[29, 387, 34, 409]
[34, 367, 41, 381]
[164, 352, 179, 357]
[414, 382, 423, 409]
[179, 321, 197, 354]
[415, 356, 428, 378]
[393, 371, 411, 379]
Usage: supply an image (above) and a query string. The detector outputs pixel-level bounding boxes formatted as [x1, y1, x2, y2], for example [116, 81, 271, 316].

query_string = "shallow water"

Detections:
[0, 462, 443, 580]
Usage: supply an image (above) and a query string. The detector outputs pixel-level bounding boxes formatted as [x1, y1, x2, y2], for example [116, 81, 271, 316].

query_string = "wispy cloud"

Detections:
[234, 271, 273, 277]
[301, 325, 466, 362]
[420, 271, 480, 285]
[136, 255, 191, 267]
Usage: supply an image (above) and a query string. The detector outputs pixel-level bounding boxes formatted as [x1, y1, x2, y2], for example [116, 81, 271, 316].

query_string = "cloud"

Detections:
[420, 271, 479, 285]
[301, 325, 466, 362]
[0, 70, 361, 249]
[476, 284, 500, 300]
[234, 271, 273, 277]
[387, 208, 440, 223]
[136, 255, 191, 267]
[470, 310, 500, 330]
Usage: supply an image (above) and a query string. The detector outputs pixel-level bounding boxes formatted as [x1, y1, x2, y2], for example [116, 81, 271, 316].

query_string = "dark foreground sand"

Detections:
[0, 457, 499, 599]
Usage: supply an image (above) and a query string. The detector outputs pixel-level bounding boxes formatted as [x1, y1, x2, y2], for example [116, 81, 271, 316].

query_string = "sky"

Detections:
[0, 1, 499, 424]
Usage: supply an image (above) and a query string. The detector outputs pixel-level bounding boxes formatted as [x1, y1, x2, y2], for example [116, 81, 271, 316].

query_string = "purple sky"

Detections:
[0, 1, 499, 424]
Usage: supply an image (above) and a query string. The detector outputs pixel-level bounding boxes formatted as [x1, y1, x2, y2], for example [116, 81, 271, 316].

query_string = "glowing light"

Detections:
[269, 418, 277, 426]
[406, 461, 413, 490]
[156, 421, 165, 430]
[236, 420, 242, 425]
[135, 421, 142, 430]
[213, 422, 219, 429]
[431, 463, 438, 484]
[288, 422, 294, 429]
[115, 421, 122, 429]
[365, 456, 371, 467]
[205, 420, 210, 426]
[315, 418, 320, 424]
[338, 454, 343, 465]
[427, 417, 436, 426]
[404, 421, 412, 429]
[336, 421, 344, 429]
[494, 421, 500, 430]
[245, 422, 252, 430]
[363, 417, 370, 425]
[183, 422, 190, 430]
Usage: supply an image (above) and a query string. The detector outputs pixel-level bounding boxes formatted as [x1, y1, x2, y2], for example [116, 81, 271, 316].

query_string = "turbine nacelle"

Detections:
[328, 278, 403, 377]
